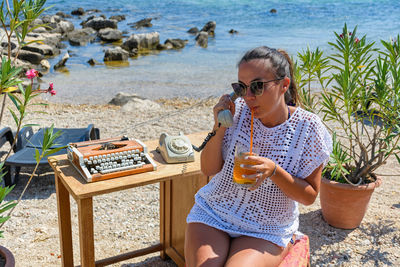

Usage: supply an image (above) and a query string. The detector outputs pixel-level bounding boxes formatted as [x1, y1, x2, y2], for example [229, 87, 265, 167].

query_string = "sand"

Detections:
[1, 97, 399, 266]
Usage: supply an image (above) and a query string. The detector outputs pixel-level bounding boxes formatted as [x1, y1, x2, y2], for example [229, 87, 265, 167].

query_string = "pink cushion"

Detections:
[278, 235, 310, 267]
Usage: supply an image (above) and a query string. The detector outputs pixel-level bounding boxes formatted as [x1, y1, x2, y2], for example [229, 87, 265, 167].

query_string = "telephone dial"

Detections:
[157, 132, 195, 163]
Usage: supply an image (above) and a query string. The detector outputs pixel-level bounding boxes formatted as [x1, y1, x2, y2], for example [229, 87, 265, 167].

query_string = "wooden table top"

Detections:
[48, 131, 208, 199]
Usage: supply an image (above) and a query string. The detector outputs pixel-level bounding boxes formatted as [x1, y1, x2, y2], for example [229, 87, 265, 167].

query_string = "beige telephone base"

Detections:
[157, 132, 195, 164]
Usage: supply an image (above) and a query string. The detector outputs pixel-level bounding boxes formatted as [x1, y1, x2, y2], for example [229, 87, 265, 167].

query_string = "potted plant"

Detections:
[295, 24, 400, 229]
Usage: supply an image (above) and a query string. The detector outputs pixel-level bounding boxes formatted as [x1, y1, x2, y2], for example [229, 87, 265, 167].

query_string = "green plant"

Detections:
[298, 24, 400, 185]
[0, 0, 60, 237]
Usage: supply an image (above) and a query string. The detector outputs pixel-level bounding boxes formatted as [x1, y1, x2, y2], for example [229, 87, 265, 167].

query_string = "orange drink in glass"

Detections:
[232, 143, 259, 186]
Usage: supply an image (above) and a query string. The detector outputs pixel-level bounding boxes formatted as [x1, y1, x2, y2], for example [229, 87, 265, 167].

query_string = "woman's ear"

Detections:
[281, 77, 290, 94]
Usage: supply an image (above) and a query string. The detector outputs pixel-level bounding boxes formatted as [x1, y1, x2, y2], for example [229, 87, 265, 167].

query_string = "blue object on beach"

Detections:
[2, 124, 100, 186]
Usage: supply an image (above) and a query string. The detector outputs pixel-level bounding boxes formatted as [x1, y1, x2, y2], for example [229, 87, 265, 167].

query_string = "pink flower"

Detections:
[355, 38, 360, 44]
[339, 34, 344, 39]
[26, 69, 38, 79]
[49, 90, 56, 96]
[48, 83, 54, 91]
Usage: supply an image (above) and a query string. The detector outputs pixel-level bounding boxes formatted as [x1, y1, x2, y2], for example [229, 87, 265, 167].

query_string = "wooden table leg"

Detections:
[77, 197, 95, 267]
[160, 181, 166, 260]
[55, 173, 74, 267]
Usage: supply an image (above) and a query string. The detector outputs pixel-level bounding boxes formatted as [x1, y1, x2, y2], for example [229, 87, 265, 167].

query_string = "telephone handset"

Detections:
[217, 92, 238, 128]
[157, 132, 195, 163]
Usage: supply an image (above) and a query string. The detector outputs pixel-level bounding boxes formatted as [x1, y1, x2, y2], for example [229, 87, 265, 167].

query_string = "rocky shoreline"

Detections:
[0, 97, 399, 266]
[0, 6, 226, 81]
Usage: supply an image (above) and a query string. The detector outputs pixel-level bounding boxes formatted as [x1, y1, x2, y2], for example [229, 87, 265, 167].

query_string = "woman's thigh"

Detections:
[225, 235, 291, 267]
[185, 223, 230, 267]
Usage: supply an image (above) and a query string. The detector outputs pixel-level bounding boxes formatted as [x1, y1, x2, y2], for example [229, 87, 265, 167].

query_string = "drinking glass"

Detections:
[232, 143, 260, 186]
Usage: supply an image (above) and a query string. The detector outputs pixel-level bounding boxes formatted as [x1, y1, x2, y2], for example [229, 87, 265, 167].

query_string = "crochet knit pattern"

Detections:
[187, 98, 332, 247]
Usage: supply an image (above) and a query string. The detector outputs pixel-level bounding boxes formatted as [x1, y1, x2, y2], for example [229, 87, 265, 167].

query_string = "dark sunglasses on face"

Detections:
[231, 78, 283, 97]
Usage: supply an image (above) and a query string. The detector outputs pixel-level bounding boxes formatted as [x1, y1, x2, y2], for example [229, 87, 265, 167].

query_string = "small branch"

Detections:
[0, 94, 7, 126]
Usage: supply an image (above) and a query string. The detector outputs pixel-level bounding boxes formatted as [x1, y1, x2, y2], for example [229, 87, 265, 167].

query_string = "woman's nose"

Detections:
[244, 86, 256, 99]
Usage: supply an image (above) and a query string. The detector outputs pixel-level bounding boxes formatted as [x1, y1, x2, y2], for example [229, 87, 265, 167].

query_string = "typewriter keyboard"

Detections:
[83, 149, 149, 175]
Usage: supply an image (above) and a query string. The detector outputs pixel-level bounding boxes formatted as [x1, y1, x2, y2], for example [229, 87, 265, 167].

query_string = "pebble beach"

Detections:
[1, 97, 399, 266]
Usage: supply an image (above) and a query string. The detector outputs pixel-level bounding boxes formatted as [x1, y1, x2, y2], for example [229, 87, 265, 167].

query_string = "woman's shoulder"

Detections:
[291, 107, 326, 131]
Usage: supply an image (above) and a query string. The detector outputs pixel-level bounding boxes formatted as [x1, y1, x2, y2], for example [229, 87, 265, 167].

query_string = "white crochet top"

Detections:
[187, 98, 332, 247]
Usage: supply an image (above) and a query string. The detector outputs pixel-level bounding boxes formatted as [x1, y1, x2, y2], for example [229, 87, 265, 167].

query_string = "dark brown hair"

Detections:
[238, 46, 299, 106]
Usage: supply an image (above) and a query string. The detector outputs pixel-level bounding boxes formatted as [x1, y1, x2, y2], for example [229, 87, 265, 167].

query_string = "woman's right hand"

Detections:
[213, 94, 236, 128]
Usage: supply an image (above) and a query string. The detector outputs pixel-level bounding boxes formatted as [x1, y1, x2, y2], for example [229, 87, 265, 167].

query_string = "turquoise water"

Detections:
[44, 0, 400, 103]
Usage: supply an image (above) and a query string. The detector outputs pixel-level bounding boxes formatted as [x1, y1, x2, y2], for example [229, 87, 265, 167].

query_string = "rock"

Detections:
[121, 32, 160, 51]
[32, 27, 47, 33]
[71, 8, 85, 16]
[104, 47, 129, 61]
[54, 52, 69, 70]
[56, 11, 72, 19]
[31, 18, 44, 27]
[87, 58, 101, 66]
[67, 28, 97, 46]
[229, 29, 238, 34]
[121, 98, 161, 112]
[109, 15, 126, 22]
[50, 15, 61, 23]
[15, 50, 44, 64]
[81, 15, 96, 26]
[109, 92, 143, 106]
[41, 15, 52, 24]
[87, 9, 101, 13]
[109, 93, 161, 111]
[21, 43, 55, 56]
[156, 43, 168, 50]
[40, 59, 50, 70]
[270, 8, 277, 13]
[201, 21, 216, 35]
[195, 31, 208, 48]
[1, 41, 16, 51]
[26, 32, 63, 48]
[187, 27, 199, 34]
[98, 28, 122, 42]
[83, 17, 118, 31]
[164, 38, 188, 49]
[59, 21, 74, 34]
[129, 18, 152, 29]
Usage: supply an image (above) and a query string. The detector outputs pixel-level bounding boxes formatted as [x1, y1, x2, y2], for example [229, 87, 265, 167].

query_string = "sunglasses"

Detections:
[231, 78, 283, 97]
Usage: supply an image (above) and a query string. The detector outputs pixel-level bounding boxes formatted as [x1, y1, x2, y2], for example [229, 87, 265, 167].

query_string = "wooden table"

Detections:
[48, 132, 209, 267]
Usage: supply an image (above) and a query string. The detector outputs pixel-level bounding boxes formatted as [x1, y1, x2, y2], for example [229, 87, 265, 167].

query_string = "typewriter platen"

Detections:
[67, 136, 157, 182]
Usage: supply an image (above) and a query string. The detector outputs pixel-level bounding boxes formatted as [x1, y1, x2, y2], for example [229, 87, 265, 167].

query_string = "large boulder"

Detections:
[109, 15, 126, 22]
[67, 28, 97, 46]
[195, 31, 208, 48]
[164, 39, 188, 49]
[71, 8, 85, 16]
[129, 18, 152, 29]
[121, 32, 160, 51]
[201, 21, 216, 35]
[98, 28, 122, 42]
[109, 93, 161, 111]
[104, 47, 129, 61]
[59, 21, 75, 34]
[21, 43, 55, 56]
[15, 50, 44, 64]
[54, 52, 70, 70]
[83, 17, 118, 31]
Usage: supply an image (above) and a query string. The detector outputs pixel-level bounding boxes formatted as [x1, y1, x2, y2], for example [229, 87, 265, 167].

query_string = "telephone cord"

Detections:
[192, 123, 220, 152]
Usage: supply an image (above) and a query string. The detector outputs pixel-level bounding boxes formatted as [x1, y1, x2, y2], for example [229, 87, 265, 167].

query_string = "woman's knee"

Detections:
[185, 223, 230, 267]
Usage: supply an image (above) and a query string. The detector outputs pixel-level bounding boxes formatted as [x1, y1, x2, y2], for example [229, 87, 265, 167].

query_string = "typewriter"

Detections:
[67, 136, 157, 182]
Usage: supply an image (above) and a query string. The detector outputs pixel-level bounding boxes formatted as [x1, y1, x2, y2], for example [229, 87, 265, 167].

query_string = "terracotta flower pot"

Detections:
[319, 176, 382, 229]
[0, 245, 15, 267]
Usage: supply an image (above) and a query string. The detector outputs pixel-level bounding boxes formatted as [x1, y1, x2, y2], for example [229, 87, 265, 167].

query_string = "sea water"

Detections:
[44, 0, 400, 104]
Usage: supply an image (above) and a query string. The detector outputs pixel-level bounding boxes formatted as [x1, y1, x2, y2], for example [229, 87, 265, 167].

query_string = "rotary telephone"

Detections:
[157, 92, 238, 163]
[157, 132, 195, 163]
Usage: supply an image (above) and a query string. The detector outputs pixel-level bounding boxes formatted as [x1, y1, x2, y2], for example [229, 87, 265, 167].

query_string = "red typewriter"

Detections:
[67, 136, 157, 182]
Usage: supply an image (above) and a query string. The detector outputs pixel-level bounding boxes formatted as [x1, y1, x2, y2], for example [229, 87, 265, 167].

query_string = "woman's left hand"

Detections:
[240, 155, 276, 190]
